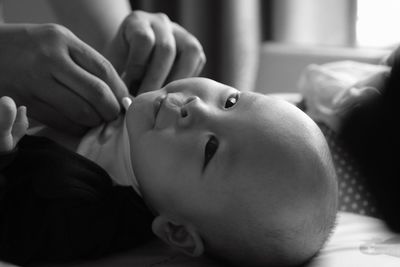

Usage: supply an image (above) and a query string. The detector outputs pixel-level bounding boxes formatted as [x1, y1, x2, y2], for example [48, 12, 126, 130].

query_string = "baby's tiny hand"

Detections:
[0, 96, 29, 152]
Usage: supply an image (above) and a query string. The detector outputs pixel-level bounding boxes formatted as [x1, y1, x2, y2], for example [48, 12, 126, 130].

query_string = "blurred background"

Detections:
[2, 0, 397, 94]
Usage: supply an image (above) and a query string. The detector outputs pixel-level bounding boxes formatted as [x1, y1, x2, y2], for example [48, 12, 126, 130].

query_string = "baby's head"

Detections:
[126, 78, 338, 267]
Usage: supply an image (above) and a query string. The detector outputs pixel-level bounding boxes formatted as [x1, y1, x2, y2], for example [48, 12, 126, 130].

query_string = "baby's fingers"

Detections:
[0, 96, 17, 135]
[0, 96, 17, 152]
[11, 106, 29, 146]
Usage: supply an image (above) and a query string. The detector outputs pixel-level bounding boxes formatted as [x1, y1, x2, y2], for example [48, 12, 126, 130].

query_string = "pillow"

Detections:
[310, 212, 400, 267]
[297, 61, 390, 131]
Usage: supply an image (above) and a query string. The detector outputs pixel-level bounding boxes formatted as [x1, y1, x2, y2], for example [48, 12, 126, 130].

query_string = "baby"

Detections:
[0, 78, 338, 267]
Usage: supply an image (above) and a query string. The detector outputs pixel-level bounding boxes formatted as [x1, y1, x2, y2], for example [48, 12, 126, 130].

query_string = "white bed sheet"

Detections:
[311, 212, 400, 267]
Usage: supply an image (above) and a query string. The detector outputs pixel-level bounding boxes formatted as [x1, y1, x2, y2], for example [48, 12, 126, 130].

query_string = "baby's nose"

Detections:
[156, 94, 193, 129]
[180, 96, 197, 118]
[178, 96, 208, 128]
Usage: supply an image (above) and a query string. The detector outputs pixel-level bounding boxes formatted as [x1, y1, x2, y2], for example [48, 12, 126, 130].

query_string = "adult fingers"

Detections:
[105, 24, 129, 76]
[121, 16, 156, 94]
[137, 13, 176, 94]
[34, 79, 102, 127]
[68, 38, 129, 109]
[54, 52, 121, 122]
[166, 23, 206, 82]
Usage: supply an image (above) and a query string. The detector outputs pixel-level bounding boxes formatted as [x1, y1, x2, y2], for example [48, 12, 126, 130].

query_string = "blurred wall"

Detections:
[273, 0, 356, 46]
[255, 43, 390, 94]
[2, 0, 56, 23]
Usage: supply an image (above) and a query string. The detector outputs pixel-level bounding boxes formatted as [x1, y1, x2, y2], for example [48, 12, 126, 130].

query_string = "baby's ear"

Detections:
[152, 216, 204, 257]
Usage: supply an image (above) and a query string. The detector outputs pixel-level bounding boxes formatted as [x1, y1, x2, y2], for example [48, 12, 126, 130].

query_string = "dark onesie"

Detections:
[0, 135, 154, 265]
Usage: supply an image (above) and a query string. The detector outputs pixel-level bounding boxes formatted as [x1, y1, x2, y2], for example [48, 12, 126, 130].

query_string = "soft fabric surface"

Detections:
[318, 123, 379, 217]
[298, 60, 390, 131]
[10, 212, 394, 267]
[310, 212, 400, 267]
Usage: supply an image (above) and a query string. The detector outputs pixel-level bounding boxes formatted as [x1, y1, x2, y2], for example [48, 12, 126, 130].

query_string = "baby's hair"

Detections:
[315, 144, 339, 245]
[303, 209, 338, 266]
[204, 213, 337, 267]
[203, 227, 290, 267]
[200, 142, 338, 267]
[203, 169, 338, 267]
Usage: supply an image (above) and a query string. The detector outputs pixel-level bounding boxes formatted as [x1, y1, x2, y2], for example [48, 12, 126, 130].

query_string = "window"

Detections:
[356, 0, 400, 48]
[271, 0, 355, 46]
[268, 0, 400, 49]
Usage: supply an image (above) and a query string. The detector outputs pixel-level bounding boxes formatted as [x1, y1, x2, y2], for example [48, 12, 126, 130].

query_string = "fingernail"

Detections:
[122, 97, 132, 111]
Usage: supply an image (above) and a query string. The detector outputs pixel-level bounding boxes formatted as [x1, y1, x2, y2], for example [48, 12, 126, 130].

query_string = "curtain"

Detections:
[0, 2, 4, 22]
[130, 0, 262, 91]
[273, 0, 356, 46]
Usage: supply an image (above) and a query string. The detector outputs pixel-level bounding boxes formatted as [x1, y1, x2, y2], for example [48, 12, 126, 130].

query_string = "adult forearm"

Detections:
[0, 1, 4, 23]
[217, 0, 260, 91]
[47, 0, 131, 53]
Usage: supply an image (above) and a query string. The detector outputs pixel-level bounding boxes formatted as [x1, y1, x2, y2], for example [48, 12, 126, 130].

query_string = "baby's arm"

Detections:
[0, 96, 29, 153]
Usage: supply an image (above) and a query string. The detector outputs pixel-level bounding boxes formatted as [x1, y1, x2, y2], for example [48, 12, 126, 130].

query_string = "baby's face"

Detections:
[126, 78, 330, 225]
[126, 77, 337, 265]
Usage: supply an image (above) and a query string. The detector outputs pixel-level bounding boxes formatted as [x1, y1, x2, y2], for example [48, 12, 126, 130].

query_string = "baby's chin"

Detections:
[125, 93, 157, 141]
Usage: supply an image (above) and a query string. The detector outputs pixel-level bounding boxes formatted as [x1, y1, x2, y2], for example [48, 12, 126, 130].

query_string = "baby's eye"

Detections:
[204, 136, 219, 169]
[224, 93, 239, 109]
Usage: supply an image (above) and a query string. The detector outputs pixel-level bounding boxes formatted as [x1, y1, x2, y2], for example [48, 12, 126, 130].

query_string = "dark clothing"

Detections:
[339, 47, 400, 232]
[0, 135, 154, 265]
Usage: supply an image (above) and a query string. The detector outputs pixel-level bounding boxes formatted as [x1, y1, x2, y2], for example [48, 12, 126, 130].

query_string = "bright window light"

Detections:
[357, 0, 400, 48]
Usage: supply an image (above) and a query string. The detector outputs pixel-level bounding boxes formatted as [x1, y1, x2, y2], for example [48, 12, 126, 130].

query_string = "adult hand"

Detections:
[0, 23, 129, 134]
[106, 11, 206, 96]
